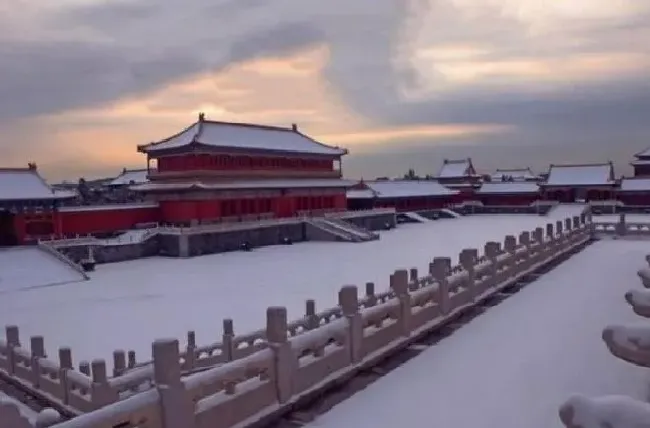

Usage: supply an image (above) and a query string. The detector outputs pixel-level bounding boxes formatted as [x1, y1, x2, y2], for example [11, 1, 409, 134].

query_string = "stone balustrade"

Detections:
[0, 215, 591, 428]
[593, 212, 650, 237]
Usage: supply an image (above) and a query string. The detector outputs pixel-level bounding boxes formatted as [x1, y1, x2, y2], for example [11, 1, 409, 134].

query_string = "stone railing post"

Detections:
[222, 319, 234, 362]
[564, 217, 572, 234]
[431, 257, 451, 315]
[339, 286, 363, 362]
[532, 228, 544, 263]
[112, 350, 126, 377]
[390, 270, 411, 336]
[365, 282, 377, 307]
[184, 331, 196, 370]
[152, 339, 195, 428]
[79, 361, 90, 376]
[459, 249, 477, 302]
[127, 351, 137, 369]
[266, 307, 294, 403]
[572, 216, 580, 230]
[484, 241, 500, 287]
[616, 212, 627, 236]
[58, 347, 73, 405]
[555, 221, 564, 249]
[305, 300, 319, 330]
[30, 336, 46, 388]
[503, 235, 517, 272]
[546, 222, 554, 242]
[409, 267, 419, 292]
[90, 359, 118, 408]
[6, 325, 20, 375]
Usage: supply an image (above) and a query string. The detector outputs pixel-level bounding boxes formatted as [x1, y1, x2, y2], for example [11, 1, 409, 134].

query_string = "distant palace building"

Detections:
[131, 114, 353, 224]
[4, 121, 650, 246]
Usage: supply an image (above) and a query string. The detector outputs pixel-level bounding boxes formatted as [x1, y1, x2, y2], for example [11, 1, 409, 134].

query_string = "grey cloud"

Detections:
[1, 0, 650, 146]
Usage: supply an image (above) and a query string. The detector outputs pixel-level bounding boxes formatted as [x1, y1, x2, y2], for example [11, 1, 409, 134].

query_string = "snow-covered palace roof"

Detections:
[347, 180, 459, 199]
[108, 168, 151, 187]
[437, 158, 478, 179]
[619, 177, 650, 192]
[478, 182, 540, 194]
[543, 162, 615, 187]
[491, 168, 536, 181]
[0, 167, 77, 201]
[138, 114, 348, 156]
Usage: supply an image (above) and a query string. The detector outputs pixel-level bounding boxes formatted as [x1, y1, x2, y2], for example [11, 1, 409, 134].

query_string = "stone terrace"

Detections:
[0, 213, 592, 427]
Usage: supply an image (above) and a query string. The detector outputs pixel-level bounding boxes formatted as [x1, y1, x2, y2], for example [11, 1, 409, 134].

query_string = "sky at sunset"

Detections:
[1, 0, 650, 181]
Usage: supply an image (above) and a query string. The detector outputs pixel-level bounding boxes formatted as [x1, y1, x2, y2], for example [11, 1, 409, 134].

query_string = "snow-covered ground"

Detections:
[594, 214, 650, 224]
[0, 247, 85, 293]
[307, 240, 649, 428]
[0, 391, 37, 423]
[0, 212, 576, 365]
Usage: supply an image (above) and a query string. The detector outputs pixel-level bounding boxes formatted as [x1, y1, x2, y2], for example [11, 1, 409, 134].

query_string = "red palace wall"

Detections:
[56, 206, 160, 236]
[159, 193, 347, 223]
[634, 165, 650, 177]
[618, 193, 650, 206]
[478, 194, 539, 206]
[157, 154, 334, 173]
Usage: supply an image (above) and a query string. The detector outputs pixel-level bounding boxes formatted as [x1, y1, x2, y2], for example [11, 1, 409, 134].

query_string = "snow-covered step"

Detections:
[402, 212, 430, 223]
[0, 247, 86, 294]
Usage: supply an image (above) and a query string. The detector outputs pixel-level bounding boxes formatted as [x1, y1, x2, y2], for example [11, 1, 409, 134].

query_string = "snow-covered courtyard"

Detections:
[307, 240, 649, 428]
[0, 210, 582, 365]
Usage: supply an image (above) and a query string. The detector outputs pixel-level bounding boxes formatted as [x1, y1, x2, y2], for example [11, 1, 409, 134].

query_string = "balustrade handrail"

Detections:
[0, 213, 593, 426]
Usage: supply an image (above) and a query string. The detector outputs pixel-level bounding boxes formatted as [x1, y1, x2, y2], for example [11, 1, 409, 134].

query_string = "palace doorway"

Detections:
[0, 210, 18, 246]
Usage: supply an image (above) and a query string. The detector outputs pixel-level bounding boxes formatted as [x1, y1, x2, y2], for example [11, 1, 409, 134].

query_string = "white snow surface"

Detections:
[0, 391, 37, 422]
[307, 240, 649, 428]
[0, 213, 574, 366]
[620, 178, 650, 192]
[0, 247, 86, 293]
[143, 120, 346, 155]
[108, 169, 150, 186]
[545, 163, 613, 186]
[0, 169, 57, 201]
[478, 181, 539, 194]
[356, 180, 458, 198]
[563, 395, 650, 428]
[547, 203, 587, 220]
[438, 159, 473, 178]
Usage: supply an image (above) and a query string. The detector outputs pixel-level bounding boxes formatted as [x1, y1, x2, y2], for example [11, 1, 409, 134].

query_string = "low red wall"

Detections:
[57, 205, 160, 236]
[478, 194, 539, 206]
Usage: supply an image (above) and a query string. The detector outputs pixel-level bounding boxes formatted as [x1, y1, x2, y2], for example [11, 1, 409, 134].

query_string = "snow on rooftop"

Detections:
[0, 169, 71, 201]
[544, 163, 614, 187]
[620, 178, 650, 192]
[0, 213, 571, 365]
[308, 240, 649, 428]
[132, 179, 356, 192]
[477, 181, 540, 194]
[140, 118, 347, 156]
[108, 169, 150, 186]
[634, 147, 650, 158]
[437, 159, 475, 179]
[347, 180, 458, 199]
[491, 168, 536, 181]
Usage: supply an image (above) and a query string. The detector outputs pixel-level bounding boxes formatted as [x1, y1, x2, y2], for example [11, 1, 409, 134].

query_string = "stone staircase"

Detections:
[306, 218, 379, 243]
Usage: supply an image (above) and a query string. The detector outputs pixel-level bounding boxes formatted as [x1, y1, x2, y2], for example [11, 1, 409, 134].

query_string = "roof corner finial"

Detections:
[27, 162, 37, 170]
[291, 123, 298, 132]
[198, 112, 205, 122]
